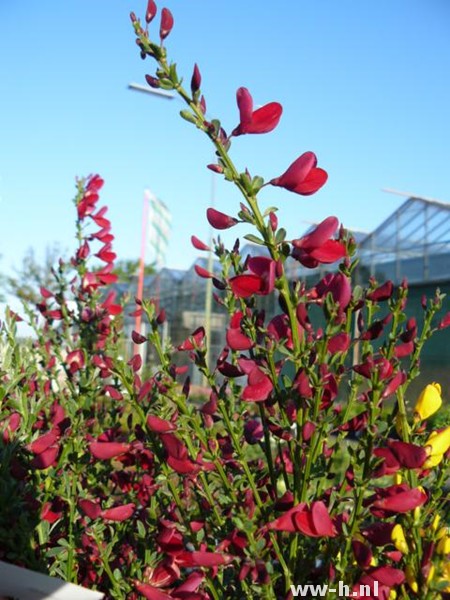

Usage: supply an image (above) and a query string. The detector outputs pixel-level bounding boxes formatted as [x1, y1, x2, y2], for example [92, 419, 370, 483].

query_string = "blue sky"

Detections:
[1, 0, 450, 297]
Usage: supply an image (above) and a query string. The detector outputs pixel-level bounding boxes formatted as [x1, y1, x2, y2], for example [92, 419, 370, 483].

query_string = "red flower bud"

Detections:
[206, 207, 238, 230]
[159, 7, 174, 40]
[145, 74, 161, 89]
[191, 63, 201, 94]
[145, 0, 157, 23]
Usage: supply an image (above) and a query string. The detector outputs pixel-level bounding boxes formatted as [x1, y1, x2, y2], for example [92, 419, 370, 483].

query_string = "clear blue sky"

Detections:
[1, 0, 450, 294]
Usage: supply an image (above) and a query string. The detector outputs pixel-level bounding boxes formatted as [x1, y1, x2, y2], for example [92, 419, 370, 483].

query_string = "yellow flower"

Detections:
[432, 514, 441, 531]
[414, 382, 442, 420]
[437, 528, 450, 555]
[391, 524, 409, 554]
[405, 565, 418, 593]
[423, 426, 450, 467]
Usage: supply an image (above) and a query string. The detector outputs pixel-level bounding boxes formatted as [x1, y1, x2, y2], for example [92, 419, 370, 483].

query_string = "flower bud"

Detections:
[145, 0, 157, 24]
[145, 74, 160, 88]
[191, 63, 201, 94]
[160, 7, 174, 40]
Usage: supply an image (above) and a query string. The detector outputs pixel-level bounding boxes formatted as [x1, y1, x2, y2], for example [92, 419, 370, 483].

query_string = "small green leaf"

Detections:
[244, 234, 265, 245]
[275, 228, 287, 244]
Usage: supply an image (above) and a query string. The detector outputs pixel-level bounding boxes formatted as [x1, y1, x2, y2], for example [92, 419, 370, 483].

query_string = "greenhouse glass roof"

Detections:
[358, 196, 450, 284]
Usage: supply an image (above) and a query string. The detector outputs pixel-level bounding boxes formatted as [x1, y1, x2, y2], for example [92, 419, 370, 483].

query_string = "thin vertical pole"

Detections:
[134, 193, 150, 355]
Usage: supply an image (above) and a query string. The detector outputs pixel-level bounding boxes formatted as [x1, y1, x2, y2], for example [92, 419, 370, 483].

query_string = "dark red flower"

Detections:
[270, 151, 328, 195]
[232, 87, 282, 136]
[132, 330, 147, 344]
[242, 364, 273, 402]
[315, 272, 352, 309]
[206, 207, 238, 230]
[292, 216, 347, 268]
[177, 326, 205, 351]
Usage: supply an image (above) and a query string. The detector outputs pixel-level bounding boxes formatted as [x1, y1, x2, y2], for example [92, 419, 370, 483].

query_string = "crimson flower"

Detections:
[206, 207, 238, 230]
[89, 441, 131, 460]
[101, 503, 135, 522]
[226, 311, 254, 351]
[270, 151, 328, 195]
[267, 501, 336, 537]
[292, 216, 347, 268]
[229, 256, 276, 298]
[369, 484, 427, 517]
[231, 87, 282, 136]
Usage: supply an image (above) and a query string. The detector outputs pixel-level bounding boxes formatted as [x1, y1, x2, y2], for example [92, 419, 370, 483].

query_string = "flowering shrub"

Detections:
[1, 2, 450, 599]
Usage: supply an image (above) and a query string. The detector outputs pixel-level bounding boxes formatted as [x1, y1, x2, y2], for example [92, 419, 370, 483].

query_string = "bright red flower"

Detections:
[147, 415, 176, 433]
[270, 151, 328, 195]
[242, 364, 273, 402]
[175, 550, 233, 567]
[229, 256, 276, 298]
[79, 499, 102, 520]
[232, 87, 282, 136]
[370, 485, 427, 517]
[267, 501, 336, 537]
[292, 216, 347, 268]
[89, 441, 131, 460]
[101, 503, 135, 522]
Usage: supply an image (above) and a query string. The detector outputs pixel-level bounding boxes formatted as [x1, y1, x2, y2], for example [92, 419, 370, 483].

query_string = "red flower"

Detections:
[267, 501, 336, 537]
[147, 415, 176, 433]
[175, 550, 233, 567]
[315, 272, 352, 309]
[101, 503, 135, 522]
[132, 330, 147, 344]
[370, 485, 427, 517]
[206, 207, 238, 230]
[292, 216, 347, 268]
[270, 151, 328, 195]
[232, 87, 282, 136]
[191, 235, 210, 251]
[229, 256, 276, 298]
[89, 441, 131, 460]
[177, 326, 205, 351]
[226, 311, 254, 351]
[79, 499, 102, 520]
[242, 364, 273, 402]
